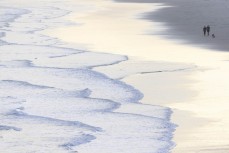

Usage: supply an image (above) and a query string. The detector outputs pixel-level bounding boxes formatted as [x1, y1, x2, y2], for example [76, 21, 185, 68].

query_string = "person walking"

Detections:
[203, 26, 207, 36]
[206, 25, 210, 36]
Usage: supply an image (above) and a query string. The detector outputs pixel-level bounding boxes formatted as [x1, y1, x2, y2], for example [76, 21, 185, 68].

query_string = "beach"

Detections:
[45, 0, 229, 152]
[1, 0, 229, 153]
[0, 0, 173, 153]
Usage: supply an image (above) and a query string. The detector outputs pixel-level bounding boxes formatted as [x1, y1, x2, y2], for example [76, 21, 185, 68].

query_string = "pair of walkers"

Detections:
[203, 25, 210, 36]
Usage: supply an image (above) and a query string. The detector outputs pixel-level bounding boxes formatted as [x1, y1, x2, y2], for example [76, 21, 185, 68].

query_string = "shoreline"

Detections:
[0, 1, 175, 152]
[43, 0, 229, 153]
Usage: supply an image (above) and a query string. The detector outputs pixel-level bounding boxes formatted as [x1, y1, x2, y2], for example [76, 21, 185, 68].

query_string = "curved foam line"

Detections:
[60, 134, 96, 151]
[87, 97, 121, 112]
[0, 125, 21, 131]
[140, 66, 198, 74]
[9, 110, 102, 132]
[0, 79, 92, 98]
[2, 80, 54, 89]
[89, 55, 129, 69]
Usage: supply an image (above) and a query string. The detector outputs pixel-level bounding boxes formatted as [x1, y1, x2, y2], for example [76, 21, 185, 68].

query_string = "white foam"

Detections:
[0, 1, 175, 152]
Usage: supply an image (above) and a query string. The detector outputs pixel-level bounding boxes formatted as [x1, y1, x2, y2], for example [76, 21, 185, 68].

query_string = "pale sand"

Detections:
[43, 0, 229, 152]
[122, 65, 229, 153]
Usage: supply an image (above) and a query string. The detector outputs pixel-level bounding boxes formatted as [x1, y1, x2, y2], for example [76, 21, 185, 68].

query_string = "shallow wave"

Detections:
[60, 134, 96, 151]
[0, 6, 29, 23]
[0, 1, 175, 153]
[0, 125, 21, 131]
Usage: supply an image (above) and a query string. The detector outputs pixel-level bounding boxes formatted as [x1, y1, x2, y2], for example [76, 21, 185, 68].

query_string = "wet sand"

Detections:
[116, 0, 229, 52]
[43, 0, 229, 152]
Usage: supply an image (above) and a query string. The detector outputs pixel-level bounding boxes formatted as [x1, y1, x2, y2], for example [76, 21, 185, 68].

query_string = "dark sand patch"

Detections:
[115, 0, 229, 51]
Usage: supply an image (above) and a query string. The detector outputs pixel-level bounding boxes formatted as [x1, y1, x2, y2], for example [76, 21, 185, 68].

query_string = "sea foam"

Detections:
[0, 0, 175, 153]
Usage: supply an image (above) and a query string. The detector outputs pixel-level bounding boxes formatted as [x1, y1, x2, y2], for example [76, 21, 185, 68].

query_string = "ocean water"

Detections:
[0, 0, 175, 152]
